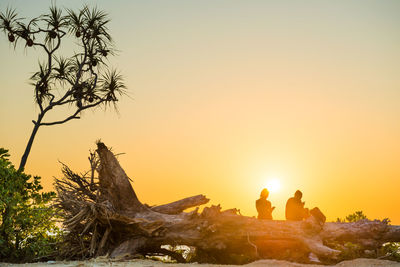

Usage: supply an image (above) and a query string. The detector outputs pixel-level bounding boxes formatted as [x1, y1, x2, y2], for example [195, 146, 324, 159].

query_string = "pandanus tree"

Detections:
[0, 6, 126, 171]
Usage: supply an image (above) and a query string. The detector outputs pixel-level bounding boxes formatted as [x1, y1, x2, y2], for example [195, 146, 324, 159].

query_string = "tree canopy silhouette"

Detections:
[0, 5, 126, 170]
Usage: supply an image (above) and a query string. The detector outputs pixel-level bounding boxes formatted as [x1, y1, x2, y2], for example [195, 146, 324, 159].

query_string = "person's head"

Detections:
[260, 188, 269, 199]
[294, 190, 302, 200]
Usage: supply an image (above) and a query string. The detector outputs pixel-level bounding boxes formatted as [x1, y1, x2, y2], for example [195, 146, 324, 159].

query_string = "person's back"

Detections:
[285, 190, 307, 221]
[256, 198, 272, 220]
[285, 197, 304, 220]
[256, 188, 274, 220]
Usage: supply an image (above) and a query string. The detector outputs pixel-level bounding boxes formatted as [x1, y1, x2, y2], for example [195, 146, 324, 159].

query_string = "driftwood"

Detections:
[55, 142, 400, 264]
[150, 195, 210, 214]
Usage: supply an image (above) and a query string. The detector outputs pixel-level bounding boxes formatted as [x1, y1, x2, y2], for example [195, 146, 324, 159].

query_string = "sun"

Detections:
[265, 178, 281, 193]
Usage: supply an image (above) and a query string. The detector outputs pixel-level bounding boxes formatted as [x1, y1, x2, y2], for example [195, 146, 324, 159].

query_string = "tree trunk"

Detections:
[55, 142, 400, 264]
[19, 115, 42, 171]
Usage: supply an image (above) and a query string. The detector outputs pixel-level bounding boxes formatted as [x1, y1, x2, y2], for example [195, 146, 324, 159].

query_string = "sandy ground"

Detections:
[1, 258, 400, 267]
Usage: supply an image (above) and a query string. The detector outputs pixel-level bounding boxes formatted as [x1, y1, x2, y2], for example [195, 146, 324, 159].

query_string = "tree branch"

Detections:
[48, 28, 90, 109]
[39, 115, 81, 126]
[39, 99, 104, 126]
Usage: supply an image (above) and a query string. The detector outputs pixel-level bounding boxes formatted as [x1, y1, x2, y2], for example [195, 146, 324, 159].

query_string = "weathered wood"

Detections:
[151, 195, 209, 214]
[321, 220, 400, 248]
[55, 142, 400, 264]
[96, 142, 148, 215]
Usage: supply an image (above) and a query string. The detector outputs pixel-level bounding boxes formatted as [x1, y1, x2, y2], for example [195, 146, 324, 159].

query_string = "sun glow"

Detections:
[265, 179, 281, 193]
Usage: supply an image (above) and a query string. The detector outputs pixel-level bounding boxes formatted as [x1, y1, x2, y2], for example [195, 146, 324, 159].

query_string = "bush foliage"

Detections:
[336, 210, 368, 223]
[0, 148, 60, 262]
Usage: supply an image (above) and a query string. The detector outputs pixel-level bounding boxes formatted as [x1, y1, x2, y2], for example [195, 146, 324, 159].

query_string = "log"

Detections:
[55, 142, 400, 264]
[151, 195, 210, 214]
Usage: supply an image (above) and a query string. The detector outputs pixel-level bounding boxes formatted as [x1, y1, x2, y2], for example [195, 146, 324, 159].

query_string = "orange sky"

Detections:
[0, 0, 399, 223]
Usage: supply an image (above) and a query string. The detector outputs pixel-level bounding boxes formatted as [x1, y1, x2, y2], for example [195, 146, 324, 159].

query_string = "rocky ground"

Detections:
[1, 258, 400, 267]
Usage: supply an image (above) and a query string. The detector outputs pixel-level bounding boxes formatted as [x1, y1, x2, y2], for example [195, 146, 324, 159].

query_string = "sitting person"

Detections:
[285, 190, 310, 221]
[256, 188, 275, 220]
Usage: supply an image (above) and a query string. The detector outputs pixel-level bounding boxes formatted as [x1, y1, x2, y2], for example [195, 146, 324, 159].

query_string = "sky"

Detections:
[0, 0, 399, 223]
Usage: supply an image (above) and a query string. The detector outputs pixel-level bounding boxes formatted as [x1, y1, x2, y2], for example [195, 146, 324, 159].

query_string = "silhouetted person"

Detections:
[256, 188, 275, 220]
[285, 190, 309, 221]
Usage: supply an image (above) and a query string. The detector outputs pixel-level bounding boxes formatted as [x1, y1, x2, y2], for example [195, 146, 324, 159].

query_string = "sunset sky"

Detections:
[0, 0, 399, 223]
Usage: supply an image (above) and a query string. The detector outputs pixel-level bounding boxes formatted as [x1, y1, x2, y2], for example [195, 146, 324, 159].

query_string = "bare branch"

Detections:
[39, 115, 81, 126]
[32, 40, 50, 53]
[40, 99, 104, 126]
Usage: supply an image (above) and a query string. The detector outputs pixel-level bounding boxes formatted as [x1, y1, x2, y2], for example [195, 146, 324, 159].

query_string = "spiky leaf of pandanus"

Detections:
[100, 69, 127, 108]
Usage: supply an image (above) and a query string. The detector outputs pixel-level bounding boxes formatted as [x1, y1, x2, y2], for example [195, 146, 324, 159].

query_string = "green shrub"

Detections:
[345, 211, 368, 222]
[0, 148, 61, 262]
[336, 210, 368, 223]
[379, 242, 400, 261]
